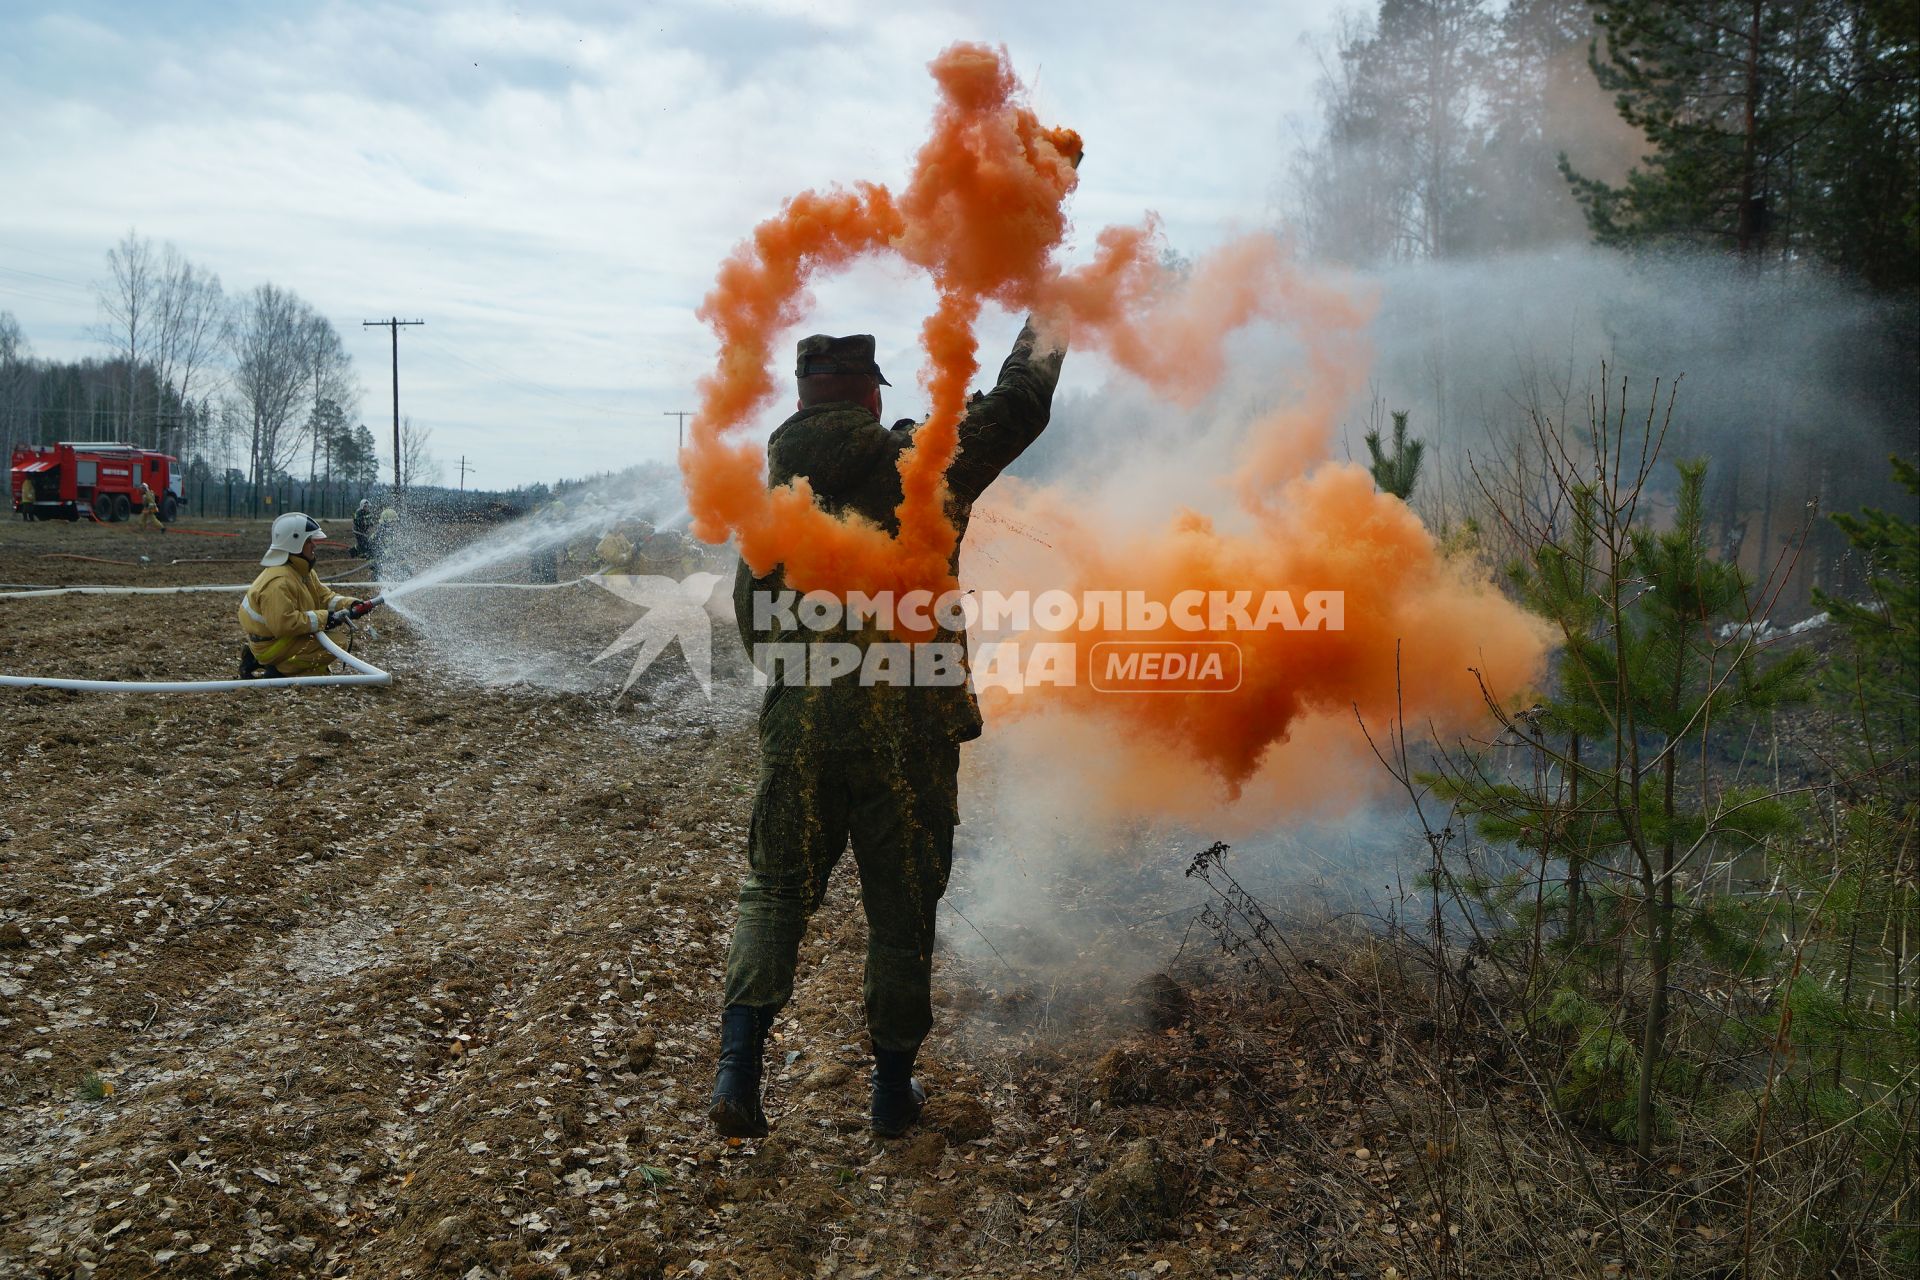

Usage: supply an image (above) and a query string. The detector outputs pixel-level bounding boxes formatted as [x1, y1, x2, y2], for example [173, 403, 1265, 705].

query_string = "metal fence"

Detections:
[161, 475, 529, 525]
[177, 476, 379, 523]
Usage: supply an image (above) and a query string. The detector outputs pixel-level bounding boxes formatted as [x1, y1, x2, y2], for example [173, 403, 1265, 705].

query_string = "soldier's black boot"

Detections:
[707, 1005, 771, 1139]
[870, 1046, 926, 1138]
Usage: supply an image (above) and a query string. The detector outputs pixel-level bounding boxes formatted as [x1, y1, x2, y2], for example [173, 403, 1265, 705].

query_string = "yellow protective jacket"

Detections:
[238, 556, 359, 676]
[595, 531, 638, 573]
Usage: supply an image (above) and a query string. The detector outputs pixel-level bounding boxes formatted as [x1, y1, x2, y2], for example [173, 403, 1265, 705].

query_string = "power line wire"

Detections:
[0, 281, 88, 308]
[0, 263, 91, 290]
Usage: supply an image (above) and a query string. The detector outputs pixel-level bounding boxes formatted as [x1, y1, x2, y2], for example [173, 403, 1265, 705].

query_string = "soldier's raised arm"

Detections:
[945, 320, 1067, 505]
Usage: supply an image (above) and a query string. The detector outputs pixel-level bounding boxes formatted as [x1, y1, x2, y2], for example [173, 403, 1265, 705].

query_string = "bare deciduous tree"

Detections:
[399, 415, 439, 489]
[151, 246, 228, 459]
[1290, 11, 1421, 264]
[0, 311, 22, 368]
[302, 316, 356, 481]
[95, 230, 157, 443]
[228, 283, 315, 489]
[0, 310, 32, 478]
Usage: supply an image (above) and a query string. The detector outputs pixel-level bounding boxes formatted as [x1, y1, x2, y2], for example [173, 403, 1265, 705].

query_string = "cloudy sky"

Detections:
[1, 0, 1343, 488]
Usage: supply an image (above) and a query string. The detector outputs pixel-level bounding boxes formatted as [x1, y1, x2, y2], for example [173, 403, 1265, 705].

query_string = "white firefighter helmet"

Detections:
[261, 512, 325, 566]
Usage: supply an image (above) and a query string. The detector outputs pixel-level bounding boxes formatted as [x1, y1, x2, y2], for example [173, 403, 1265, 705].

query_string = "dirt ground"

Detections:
[0, 515, 1537, 1279]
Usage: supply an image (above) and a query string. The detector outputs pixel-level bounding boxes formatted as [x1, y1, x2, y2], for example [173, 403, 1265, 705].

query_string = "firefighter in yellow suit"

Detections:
[237, 513, 379, 678]
[136, 483, 163, 532]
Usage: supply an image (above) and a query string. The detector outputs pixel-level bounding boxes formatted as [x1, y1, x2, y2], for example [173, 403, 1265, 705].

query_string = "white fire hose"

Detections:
[0, 579, 586, 601]
[0, 630, 388, 693]
[0, 578, 591, 693]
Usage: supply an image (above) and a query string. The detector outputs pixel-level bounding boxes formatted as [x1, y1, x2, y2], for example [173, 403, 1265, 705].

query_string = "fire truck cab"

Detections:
[10, 442, 183, 523]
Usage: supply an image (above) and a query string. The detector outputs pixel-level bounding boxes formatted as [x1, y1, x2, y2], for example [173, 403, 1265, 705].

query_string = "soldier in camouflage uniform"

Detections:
[710, 324, 1067, 1139]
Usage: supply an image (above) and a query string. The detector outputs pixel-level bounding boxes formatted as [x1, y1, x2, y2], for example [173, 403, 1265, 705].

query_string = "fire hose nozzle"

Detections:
[349, 596, 383, 618]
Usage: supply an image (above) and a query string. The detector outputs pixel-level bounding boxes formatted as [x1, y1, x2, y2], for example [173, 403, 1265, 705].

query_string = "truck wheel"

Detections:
[93, 492, 115, 521]
[160, 495, 178, 523]
[113, 494, 132, 522]
[65, 504, 80, 522]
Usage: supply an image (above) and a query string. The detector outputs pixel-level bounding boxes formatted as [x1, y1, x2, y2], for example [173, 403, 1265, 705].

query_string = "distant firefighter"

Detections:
[594, 530, 638, 574]
[639, 528, 694, 577]
[370, 507, 401, 579]
[136, 482, 163, 533]
[238, 513, 380, 678]
[594, 522, 698, 578]
[351, 499, 375, 559]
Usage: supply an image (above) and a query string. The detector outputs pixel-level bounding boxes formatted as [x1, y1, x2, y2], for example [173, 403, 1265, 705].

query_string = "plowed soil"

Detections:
[1, 516, 1473, 1280]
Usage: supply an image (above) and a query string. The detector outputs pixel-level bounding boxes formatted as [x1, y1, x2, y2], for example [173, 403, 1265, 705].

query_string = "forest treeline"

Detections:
[0, 235, 438, 493]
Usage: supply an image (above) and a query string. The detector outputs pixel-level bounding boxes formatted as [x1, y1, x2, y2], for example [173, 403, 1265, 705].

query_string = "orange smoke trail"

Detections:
[687, 43, 1088, 601]
[684, 41, 1554, 807]
[684, 43, 1382, 595]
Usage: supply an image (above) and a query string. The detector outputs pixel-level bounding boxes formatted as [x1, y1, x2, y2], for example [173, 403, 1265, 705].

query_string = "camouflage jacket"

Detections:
[735, 322, 1065, 752]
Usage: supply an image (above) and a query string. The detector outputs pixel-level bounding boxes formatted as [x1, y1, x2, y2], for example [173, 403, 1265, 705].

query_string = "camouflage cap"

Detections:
[795, 334, 891, 386]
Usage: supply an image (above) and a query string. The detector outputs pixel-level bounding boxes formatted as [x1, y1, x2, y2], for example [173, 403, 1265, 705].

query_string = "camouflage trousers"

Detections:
[721, 741, 960, 1053]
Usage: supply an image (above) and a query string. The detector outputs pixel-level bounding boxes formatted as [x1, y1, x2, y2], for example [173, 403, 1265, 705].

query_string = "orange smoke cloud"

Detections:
[687, 42, 1086, 602]
[683, 41, 1554, 806]
[973, 464, 1555, 808]
[964, 268, 1553, 807]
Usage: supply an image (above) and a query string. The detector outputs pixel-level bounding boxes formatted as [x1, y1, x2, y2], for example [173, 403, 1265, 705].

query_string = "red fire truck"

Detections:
[10, 442, 183, 523]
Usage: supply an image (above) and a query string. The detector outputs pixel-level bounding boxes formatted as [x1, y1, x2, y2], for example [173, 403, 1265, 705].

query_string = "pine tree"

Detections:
[1564, 2, 1782, 258]
[1815, 456, 1920, 787]
[1464, 0, 1598, 251]
[1565, 0, 1920, 286]
[1805, 458, 1920, 1098]
[1433, 457, 1808, 1156]
[1794, 1, 1920, 291]
[1365, 409, 1427, 499]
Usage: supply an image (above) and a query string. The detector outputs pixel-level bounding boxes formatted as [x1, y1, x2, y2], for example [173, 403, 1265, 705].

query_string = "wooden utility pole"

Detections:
[362, 317, 424, 494]
[662, 411, 692, 449]
[456, 455, 476, 491]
